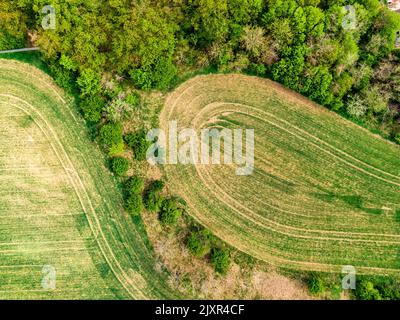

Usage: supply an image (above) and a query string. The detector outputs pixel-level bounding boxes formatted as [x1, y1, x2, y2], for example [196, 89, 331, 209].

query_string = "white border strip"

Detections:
[0, 47, 40, 54]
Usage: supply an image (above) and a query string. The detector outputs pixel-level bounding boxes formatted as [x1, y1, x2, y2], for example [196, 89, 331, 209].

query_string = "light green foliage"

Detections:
[356, 281, 382, 300]
[77, 69, 101, 97]
[110, 157, 130, 177]
[125, 176, 145, 195]
[210, 247, 230, 275]
[0, 2, 26, 50]
[159, 198, 183, 226]
[347, 95, 368, 119]
[125, 92, 141, 107]
[125, 193, 144, 216]
[99, 122, 124, 155]
[187, 228, 213, 258]
[362, 86, 388, 114]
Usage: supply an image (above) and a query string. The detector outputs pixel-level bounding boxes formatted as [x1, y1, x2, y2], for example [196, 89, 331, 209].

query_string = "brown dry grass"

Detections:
[142, 210, 312, 300]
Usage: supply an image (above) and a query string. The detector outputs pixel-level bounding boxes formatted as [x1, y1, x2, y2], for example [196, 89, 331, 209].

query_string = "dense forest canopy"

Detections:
[1, 0, 400, 142]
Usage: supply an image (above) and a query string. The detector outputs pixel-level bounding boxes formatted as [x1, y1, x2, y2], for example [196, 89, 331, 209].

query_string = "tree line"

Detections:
[1, 0, 400, 142]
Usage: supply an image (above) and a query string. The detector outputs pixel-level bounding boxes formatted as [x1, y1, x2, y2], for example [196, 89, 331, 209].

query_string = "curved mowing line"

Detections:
[187, 103, 400, 241]
[1, 96, 145, 299]
[0, 60, 178, 299]
[161, 75, 400, 274]
[192, 102, 400, 187]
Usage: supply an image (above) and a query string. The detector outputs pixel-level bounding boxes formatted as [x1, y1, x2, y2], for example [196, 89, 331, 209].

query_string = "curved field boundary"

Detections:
[0, 60, 176, 299]
[161, 74, 400, 275]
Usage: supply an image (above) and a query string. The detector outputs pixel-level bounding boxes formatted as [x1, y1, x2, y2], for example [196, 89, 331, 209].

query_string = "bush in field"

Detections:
[125, 176, 145, 195]
[124, 130, 151, 161]
[110, 157, 129, 177]
[356, 280, 382, 300]
[80, 95, 105, 123]
[143, 180, 165, 212]
[123, 176, 145, 216]
[210, 247, 230, 275]
[125, 193, 143, 216]
[308, 273, 325, 295]
[187, 228, 213, 258]
[99, 122, 124, 155]
[159, 198, 183, 226]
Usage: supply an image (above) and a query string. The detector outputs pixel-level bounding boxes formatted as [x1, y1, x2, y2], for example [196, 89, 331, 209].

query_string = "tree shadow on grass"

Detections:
[312, 193, 383, 215]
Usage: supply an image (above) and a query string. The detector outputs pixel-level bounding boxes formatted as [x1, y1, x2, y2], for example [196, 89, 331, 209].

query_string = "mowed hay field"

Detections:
[161, 74, 400, 275]
[0, 59, 175, 299]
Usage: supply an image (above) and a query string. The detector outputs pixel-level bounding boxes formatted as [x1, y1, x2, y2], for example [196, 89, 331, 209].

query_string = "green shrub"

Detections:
[210, 247, 230, 275]
[125, 193, 144, 216]
[187, 229, 212, 258]
[144, 191, 164, 212]
[104, 98, 134, 123]
[99, 122, 124, 155]
[125, 176, 145, 195]
[148, 180, 165, 193]
[0, 29, 25, 51]
[77, 68, 101, 97]
[247, 63, 266, 76]
[110, 157, 129, 177]
[308, 273, 325, 295]
[356, 280, 382, 300]
[49, 64, 76, 93]
[159, 198, 183, 226]
[143, 180, 165, 212]
[395, 134, 400, 145]
[124, 130, 151, 161]
[130, 58, 177, 90]
[80, 95, 105, 123]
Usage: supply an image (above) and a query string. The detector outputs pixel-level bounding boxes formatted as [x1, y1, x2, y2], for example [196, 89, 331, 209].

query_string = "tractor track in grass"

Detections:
[0, 60, 175, 299]
[161, 74, 400, 274]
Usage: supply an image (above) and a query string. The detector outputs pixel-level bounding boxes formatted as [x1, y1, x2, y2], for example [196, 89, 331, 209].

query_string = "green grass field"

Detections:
[161, 74, 400, 275]
[0, 59, 175, 299]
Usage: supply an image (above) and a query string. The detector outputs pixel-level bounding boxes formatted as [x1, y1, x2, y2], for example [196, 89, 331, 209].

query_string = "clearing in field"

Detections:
[0, 59, 174, 299]
[161, 74, 400, 275]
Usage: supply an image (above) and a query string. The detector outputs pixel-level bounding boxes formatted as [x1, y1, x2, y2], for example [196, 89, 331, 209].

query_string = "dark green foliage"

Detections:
[186, 228, 213, 258]
[124, 130, 151, 161]
[80, 95, 105, 123]
[355, 277, 400, 300]
[125, 176, 145, 195]
[49, 63, 77, 94]
[124, 176, 145, 216]
[4, 0, 399, 139]
[143, 180, 165, 212]
[210, 247, 230, 275]
[159, 198, 183, 226]
[110, 157, 129, 177]
[125, 193, 144, 216]
[308, 273, 325, 295]
[247, 63, 266, 76]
